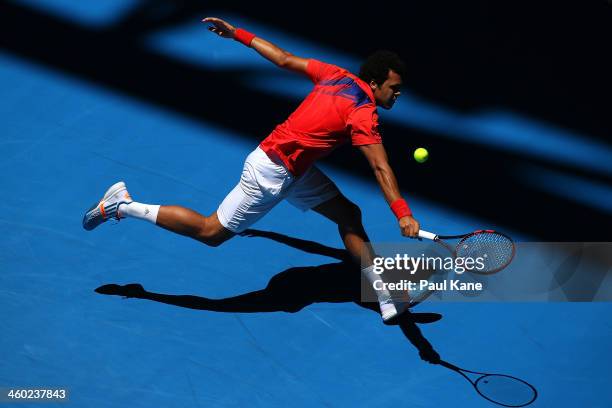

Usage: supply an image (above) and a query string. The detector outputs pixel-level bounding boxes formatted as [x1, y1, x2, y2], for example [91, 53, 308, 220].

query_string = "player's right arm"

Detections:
[203, 17, 309, 75]
[358, 143, 420, 238]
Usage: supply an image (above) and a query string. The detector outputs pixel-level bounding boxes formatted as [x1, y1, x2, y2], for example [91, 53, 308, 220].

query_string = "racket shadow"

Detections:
[95, 229, 442, 363]
[439, 360, 538, 407]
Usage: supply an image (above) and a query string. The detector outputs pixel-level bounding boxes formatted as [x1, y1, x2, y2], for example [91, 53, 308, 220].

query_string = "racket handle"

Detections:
[418, 230, 438, 240]
[438, 360, 461, 371]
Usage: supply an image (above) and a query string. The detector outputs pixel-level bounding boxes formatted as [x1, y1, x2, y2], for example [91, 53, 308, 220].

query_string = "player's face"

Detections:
[372, 70, 402, 110]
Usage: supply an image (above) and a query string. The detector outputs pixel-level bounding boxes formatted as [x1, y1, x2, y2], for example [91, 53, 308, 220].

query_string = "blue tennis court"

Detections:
[2, 3, 612, 407]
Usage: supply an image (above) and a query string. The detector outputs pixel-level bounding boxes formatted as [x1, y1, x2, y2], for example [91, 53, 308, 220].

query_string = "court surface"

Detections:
[2, 25, 612, 408]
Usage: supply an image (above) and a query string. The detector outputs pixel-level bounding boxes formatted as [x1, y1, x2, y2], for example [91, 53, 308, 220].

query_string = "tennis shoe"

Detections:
[380, 298, 411, 325]
[82, 181, 133, 231]
[379, 298, 399, 322]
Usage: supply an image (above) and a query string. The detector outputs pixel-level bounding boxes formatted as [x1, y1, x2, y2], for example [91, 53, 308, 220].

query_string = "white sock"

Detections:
[361, 264, 392, 305]
[118, 202, 160, 224]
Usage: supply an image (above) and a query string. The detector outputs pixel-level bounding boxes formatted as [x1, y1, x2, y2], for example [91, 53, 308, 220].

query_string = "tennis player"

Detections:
[83, 17, 420, 324]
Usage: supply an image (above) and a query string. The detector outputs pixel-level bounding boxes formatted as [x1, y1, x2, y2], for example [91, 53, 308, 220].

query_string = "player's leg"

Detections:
[284, 166, 373, 263]
[312, 194, 407, 323]
[82, 147, 290, 246]
[154, 206, 234, 247]
[311, 194, 374, 264]
[286, 167, 403, 323]
[81, 181, 235, 246]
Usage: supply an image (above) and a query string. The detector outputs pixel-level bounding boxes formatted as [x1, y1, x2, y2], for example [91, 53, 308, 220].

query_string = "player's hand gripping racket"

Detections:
[417, 229, 515, 275]
[439, 360, 537, 407]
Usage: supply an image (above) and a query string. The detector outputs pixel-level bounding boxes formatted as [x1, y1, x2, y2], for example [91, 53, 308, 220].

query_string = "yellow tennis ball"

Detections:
[414, 147, 429, 163]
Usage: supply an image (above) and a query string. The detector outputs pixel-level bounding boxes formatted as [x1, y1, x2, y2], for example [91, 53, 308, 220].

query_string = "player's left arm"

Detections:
[358, 143, 420, 237]
[203, 17, 309, 75]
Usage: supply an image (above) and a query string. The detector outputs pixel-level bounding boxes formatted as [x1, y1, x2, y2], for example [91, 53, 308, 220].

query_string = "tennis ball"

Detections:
[414, 147, 429, 163]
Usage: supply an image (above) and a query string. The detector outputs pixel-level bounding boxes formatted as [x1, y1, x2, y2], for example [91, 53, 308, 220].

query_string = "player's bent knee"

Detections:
[194, 215, 234, 247]
[195, 227, 224, 247]
[342, 202, 362, 227]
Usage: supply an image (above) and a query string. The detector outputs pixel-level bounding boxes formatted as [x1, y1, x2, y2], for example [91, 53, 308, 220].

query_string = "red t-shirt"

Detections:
[259, 59, 382, 176]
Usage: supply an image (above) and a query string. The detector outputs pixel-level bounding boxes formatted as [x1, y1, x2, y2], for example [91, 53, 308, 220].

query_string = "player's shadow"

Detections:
[95, 229, 442, 363]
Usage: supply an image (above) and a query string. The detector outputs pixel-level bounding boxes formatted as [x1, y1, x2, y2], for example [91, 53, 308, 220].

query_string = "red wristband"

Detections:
[390, 198, 412, 219]
[234, 28, 256, 47]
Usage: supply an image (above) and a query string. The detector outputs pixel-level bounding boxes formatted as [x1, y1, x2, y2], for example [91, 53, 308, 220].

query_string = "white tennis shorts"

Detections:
[217, 147, 340, 233]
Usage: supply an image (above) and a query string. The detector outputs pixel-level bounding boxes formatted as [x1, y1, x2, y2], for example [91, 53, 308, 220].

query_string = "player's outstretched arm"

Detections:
[359, 144, 420, 237]
[203, 17, 309, 75]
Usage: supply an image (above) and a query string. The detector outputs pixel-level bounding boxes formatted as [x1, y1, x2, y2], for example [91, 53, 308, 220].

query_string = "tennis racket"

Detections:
[417, 229, 515, 275]
[439, 360, 538, 407]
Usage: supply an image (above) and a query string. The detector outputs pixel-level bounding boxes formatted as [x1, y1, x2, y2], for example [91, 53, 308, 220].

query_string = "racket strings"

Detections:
[456, 232, 514, 274]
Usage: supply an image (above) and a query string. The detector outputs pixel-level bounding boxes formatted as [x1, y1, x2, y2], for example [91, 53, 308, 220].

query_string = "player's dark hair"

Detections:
[358, 50, 406, 85]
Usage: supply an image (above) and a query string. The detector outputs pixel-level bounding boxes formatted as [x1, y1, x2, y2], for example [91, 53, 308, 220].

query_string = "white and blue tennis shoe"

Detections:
[82, 181, 132, 231]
